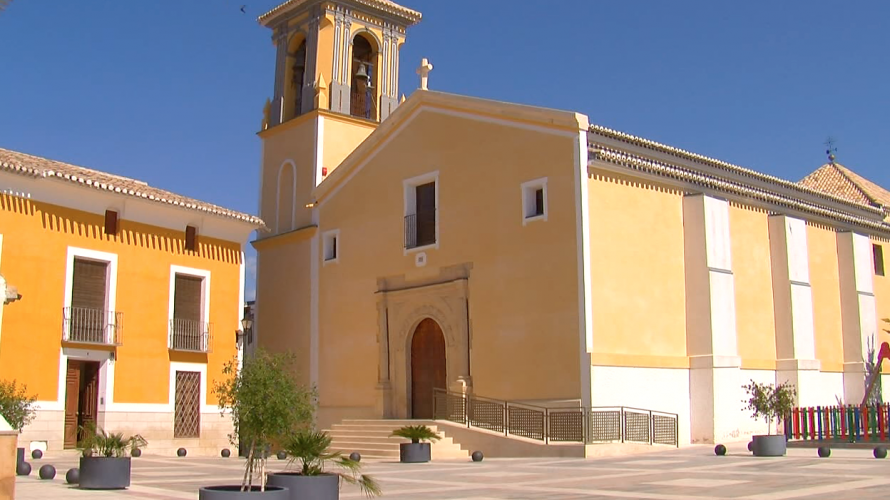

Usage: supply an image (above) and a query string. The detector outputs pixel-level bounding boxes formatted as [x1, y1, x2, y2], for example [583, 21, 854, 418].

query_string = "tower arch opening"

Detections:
[350, 34, 378, 120]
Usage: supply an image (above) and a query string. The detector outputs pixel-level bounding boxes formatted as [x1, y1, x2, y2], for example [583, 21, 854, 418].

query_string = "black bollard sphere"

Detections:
[277, 450, 287, 460]
[875, 446, 887, 459]
[16, 461, 31, 476]
[747, 441, 753, 452]
[31, 449, 43, 460]
[349, 452, 361, 462]
[65, 467, 80, 484]
[38, 464, 56, 480]
[714, 444, 727, 456]
[818, 447, 831, 458]
[471, 451, 484, 462]
[132, 448, 142, 458]
[177, 448, 187, 457]
[221, 448, 231, 458]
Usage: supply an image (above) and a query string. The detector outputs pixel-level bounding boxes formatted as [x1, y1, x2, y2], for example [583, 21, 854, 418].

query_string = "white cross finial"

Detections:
[417, 58, 433, 90]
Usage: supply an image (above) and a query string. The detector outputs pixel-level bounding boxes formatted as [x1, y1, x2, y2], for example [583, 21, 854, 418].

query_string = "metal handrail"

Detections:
[62, 307, 123, 345]
[433, 388, 679, 447]
[168, 319, 213, 353]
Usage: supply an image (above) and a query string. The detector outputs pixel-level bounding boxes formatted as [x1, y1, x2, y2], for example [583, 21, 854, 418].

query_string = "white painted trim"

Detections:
[54, 247, 120, 412]
[319, 106, 577, 208]
[275, 160, 297, 233]
[0, 233, 4, 348]
[310, 233, 320, 387]
[520, 177, 549, 225]
[168, 265, 212, 350]
[322, 229, 340, 265]
[169, 361, 212, 414]
[315, 115, 326, 187]
[402, 170, 440, 255]
[0, 171, 257, 243]
[574, 130, 593, 409]
[238, 247, 246, 369]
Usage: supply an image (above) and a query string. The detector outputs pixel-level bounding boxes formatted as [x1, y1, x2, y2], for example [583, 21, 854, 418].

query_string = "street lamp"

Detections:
[235, 316, 253, 346]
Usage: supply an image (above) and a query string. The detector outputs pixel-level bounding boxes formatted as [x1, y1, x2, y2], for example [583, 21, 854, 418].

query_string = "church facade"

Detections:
[253, 0, 890, 445]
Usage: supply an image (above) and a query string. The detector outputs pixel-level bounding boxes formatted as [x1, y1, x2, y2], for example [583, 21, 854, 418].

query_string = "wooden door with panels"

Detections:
[410, 318, 447, 419]
[64, 360, 100, 448]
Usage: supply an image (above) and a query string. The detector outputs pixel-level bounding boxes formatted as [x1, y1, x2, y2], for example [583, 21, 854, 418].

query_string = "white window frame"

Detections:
[170, 361, 211, 424]
[403, 170, 439, 255]
[168, 265, 211, 350]
[322, 229, 340, 265]
[521, 177, 548, 225]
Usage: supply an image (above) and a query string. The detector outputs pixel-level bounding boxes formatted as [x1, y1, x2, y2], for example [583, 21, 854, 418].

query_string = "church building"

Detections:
[253, 0, 890, 448]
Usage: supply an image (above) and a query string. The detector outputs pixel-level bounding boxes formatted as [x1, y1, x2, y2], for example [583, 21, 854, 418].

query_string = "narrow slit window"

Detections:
[875, 244, 885, 277]
[323, 230, 339, 263]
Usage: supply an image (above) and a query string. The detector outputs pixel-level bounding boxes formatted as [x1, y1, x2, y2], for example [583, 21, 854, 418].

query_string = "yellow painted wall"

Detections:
[807, 224, 844, 371]
[321, 113, 376, 176]
[316, 18, 334, 101]
[587, 171, 687, 361]
[259, 113, 318, 232]
[729, 204, 777, 368]
[314, 110, 580, 408]
[873, 239, 890, 369]
[0, 194, 243, 406]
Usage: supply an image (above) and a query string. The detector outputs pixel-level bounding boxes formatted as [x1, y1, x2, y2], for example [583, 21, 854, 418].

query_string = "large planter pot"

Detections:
[399, 442, 431, 463]
[752, 434, 786, 457]
[198, 485, 290, 499]
[79, 456, 131, 489]
[267, 472, 338, 500]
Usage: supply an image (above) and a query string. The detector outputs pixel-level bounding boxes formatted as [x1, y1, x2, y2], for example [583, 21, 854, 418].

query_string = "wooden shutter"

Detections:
[173, 274, 202, 321]
[104, 210, 118, 235]
[415, 182, 436, 246]
[71, 259, 107, 310]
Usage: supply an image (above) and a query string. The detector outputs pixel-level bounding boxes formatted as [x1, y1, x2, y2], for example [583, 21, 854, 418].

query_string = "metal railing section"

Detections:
[62, 307, 123, 345]
[168, 319, 213, 353]
[433, 389, 679, 446]
[404, 210, 437, 249]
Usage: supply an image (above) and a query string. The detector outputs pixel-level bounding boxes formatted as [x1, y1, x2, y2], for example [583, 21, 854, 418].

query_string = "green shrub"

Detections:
[78, 424, 147, 457]
[391, 425, 440, 444]
[282, 429, 380, 497]
[0, 379, 36, 432]
[742, 379, 796, 435]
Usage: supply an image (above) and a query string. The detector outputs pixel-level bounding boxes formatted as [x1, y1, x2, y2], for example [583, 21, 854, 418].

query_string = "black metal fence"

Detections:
[62, 307, 123, 345]
[433, 389, 679, 446]
[404, 210, 437, 249]
[169, 319, 213, 353]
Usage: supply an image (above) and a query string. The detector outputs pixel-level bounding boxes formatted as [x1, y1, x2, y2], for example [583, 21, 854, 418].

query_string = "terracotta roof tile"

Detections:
[0, 147, 265, 227]
[800, 163, 890, 222]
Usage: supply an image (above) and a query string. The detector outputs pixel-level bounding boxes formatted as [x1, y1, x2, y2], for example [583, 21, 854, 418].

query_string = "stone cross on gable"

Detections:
[417, 58, 433, 90]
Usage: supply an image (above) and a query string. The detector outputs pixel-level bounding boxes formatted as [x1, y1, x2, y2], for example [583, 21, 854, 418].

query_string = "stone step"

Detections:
[329, 424, 444, 433]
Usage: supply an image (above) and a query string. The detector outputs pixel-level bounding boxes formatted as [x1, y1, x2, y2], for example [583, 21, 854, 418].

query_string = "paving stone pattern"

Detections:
[15, 442, 890, 499]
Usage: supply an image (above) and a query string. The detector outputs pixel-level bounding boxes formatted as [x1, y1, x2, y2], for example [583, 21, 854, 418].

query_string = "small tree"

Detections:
[742, 379, 796, 435]
[0, 379, 37, 432]
[214, 350, 316, 492]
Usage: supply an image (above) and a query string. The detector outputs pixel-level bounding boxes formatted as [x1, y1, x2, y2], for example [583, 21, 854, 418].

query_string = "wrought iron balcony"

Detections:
[404, 210, 437, 249]
[62, 307, 123, 345]
[169, 319, 213, 353]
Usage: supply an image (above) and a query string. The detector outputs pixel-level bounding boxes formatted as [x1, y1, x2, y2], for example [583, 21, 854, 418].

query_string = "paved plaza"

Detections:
[14, 442, 890, 499]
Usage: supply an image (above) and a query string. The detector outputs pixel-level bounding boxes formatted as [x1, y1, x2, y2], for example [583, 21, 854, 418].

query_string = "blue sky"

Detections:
[2, 1, 888, 300]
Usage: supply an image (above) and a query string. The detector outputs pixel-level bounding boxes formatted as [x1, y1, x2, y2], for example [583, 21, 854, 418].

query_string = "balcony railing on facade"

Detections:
[168, 319, 213, 353]
[62, 307, 123, 346]
[404, 210, 437, 249]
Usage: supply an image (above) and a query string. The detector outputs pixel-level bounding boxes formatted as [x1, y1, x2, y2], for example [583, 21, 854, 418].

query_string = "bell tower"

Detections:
[259, 0, 421, 125]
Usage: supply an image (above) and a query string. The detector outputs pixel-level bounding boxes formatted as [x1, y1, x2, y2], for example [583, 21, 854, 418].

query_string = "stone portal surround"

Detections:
[19, 410, 233, 457]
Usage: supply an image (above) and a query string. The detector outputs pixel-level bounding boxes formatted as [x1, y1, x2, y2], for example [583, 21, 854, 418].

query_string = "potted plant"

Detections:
[391, 425, 440, 463]
[0, 379, 37, 468]
[742, 379, 796, 457]
[268, 429, 380, 500]
[202, 349, 315, 499]
[77, 425, 147, 489]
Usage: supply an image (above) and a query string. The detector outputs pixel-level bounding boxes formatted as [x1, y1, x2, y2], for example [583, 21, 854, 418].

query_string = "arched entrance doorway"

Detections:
[410, 318, 446, 419]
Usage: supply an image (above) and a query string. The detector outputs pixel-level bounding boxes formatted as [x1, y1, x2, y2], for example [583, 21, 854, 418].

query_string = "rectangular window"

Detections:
[403, 173, 439, 250]
[521, 178, 548, 224]
[104, 210, 118, 235]
[185, 226, 198, 252]
[173, 370, 200, 438]
[171, 274, 207, 351]
[323, 230, 339, 263]
[876, 244, 886, 277]
[68, 258, 109, 343]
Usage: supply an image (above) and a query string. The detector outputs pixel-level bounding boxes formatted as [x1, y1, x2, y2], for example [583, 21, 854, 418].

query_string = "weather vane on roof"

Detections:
[824, 137, 838, 164]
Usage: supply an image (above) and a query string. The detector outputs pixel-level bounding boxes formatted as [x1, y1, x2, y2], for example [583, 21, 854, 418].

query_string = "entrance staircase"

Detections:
[325, 420, 468, 460]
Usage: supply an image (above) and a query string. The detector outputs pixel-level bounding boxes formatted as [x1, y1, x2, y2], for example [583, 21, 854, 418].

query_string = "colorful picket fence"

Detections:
[785, 404, 890, 442]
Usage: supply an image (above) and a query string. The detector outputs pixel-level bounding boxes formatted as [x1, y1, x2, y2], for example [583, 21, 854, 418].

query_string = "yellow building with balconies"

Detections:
[0, 148, 262, 455]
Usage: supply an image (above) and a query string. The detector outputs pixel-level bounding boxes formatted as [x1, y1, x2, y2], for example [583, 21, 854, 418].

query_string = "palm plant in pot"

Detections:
[77, 425, 147, 489]
[203, 349, 316, 499]
[268, 429, 380, 500]
[0, 379, 37, 469]
[742, 379, 796, 457]
[391, 425, 440, 463]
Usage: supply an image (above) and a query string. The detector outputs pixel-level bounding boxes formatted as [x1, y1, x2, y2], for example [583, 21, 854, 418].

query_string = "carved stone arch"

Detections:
[349, 28, 381, 50]
[375, 276, 471, 418]
[275, 160, 297, 233]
